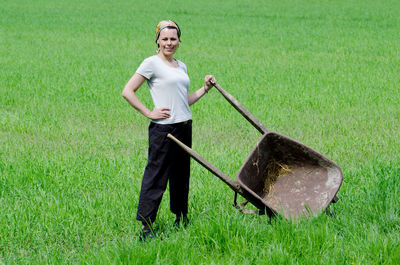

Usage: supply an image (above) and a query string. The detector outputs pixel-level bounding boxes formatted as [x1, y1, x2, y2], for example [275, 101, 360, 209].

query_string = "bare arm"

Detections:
[122, 73, 170, 120]
[188, 75, 216, 106]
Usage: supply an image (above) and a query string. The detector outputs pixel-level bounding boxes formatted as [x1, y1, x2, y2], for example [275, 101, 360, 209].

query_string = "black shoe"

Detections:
[174, 215, 189, 227]
[139, 228, 155, 241]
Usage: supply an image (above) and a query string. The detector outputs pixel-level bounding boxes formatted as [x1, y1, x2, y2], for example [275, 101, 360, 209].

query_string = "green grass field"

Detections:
[1, 0, 399, 264]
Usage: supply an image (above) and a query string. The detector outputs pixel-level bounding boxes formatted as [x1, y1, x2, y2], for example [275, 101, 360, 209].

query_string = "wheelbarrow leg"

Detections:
[233, 192, 266, 215]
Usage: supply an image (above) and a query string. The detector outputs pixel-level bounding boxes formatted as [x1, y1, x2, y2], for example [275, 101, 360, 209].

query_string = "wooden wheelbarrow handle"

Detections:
[210, 81, 268, 135]
[166, 133, 241, 193]
[167, 133, 270, 213]
[167, 133, 268, 214]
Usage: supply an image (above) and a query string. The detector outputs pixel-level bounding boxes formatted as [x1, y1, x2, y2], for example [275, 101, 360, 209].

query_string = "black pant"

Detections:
[136, 120, 192, 224]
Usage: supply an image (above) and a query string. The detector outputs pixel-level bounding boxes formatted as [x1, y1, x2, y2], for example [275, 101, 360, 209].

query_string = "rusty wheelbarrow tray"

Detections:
[167, 82, 343, 220]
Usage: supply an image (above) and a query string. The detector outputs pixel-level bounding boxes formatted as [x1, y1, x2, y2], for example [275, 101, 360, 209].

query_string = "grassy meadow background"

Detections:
[1, 0, 399, 263]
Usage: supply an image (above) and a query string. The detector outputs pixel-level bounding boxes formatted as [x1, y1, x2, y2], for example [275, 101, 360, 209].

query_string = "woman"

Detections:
[122, 20, 216, 240]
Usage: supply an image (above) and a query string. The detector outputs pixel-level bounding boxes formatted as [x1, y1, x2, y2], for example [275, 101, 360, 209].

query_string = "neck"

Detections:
[158, 53, 174, 62]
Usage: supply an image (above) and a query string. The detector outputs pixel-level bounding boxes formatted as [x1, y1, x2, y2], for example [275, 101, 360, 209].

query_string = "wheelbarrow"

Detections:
[167, 82, 343, 220]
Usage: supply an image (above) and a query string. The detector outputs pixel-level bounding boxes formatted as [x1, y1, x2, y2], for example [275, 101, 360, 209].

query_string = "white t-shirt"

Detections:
[136, 55, 192, 124]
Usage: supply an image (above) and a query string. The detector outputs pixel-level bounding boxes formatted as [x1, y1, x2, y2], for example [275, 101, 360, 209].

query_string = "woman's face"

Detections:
[157, 28, 179, 57]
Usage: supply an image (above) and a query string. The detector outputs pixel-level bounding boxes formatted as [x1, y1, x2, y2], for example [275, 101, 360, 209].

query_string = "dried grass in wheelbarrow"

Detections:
[263, 160, 291, 195]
